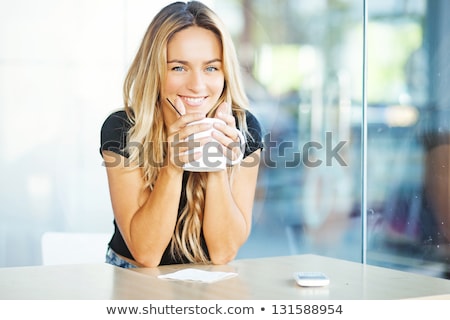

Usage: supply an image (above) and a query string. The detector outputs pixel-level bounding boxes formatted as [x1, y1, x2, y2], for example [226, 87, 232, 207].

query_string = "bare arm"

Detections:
[203, 151, 261, 264]
[103, 112, 209, 267]
[202, 102, 262, 264]
[103, 151, 183, 267]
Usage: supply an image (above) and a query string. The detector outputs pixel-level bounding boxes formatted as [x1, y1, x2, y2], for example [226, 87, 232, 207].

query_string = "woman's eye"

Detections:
[206, 66, 218, 72]
[172, 66, 185, 72]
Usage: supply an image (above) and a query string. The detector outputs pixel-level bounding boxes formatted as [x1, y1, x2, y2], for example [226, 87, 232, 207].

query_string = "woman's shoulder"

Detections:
[243, 109, 264, 153]
[244, 110, 262, 130]
[101, 109, 132, 131]
[100, 109, 132, 157]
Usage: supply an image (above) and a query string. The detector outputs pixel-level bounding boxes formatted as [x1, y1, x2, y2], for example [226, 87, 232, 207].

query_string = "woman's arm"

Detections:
[203, 102, 262, 264]
[203, 151, 261, 264]
[103, 151, 183, 267]
[103, 112, 209, 267]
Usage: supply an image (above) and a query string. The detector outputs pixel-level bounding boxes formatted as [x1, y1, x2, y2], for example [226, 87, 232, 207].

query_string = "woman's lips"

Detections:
[179, 96, 207, 107]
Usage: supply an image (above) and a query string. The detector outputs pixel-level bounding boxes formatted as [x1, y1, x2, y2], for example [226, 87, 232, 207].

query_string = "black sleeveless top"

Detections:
[100, 109, 264, 265]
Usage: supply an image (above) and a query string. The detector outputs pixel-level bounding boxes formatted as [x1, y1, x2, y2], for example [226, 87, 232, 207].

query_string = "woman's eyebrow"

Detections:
[167, 58, 222, 64]
[167, 59, 188, 64]
[204, 58, 222, 64]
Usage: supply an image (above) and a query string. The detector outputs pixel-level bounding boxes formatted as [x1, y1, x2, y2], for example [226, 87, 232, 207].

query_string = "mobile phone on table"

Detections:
[294, 271, 330, 287]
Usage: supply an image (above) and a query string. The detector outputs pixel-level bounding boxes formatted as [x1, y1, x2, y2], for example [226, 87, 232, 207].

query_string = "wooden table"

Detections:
[1, 254, 449, 299]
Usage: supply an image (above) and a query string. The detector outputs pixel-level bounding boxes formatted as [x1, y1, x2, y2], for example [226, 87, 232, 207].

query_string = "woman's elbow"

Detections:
[131, 248, 163, 268]
[209, 250, 237, 265]
[135, 255, 161, 268]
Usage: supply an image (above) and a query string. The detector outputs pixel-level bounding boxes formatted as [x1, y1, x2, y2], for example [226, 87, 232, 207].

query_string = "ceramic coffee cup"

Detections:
[183, 118, 227, 172]
[182, 118, 245, 172]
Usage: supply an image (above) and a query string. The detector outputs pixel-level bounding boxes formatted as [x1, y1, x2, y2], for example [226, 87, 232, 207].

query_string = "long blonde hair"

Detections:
[123, 1, 250, 263]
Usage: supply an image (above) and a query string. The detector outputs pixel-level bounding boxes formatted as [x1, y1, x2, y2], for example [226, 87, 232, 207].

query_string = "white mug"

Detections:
[182, 118, 245, 172]
[183, 118, 227, 172]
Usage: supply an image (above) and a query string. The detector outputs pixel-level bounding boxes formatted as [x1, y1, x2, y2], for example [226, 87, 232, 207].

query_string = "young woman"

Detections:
[100, 1, 263, 268]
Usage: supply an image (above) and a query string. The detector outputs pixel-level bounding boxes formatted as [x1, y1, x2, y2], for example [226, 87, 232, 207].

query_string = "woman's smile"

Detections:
[179, 95, 208, 107]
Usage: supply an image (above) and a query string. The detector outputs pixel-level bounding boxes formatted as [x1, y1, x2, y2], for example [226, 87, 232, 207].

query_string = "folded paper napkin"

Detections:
[157, 268, 237, 283]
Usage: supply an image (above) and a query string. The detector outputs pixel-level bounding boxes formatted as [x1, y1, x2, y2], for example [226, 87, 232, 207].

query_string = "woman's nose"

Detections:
[187, 71, 206, 92]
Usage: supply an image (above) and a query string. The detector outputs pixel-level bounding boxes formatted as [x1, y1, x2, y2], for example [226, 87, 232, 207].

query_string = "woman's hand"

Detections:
[165, 98, 212, 171]
[212, 102, 245, 165]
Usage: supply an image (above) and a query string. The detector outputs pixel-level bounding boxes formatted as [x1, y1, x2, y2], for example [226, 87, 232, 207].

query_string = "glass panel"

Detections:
[366, 0, 450, 278]
[218, 0, 365, 263]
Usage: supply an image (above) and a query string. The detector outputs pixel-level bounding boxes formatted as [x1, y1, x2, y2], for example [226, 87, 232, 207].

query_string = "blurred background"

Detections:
[0, 0, 449, 279]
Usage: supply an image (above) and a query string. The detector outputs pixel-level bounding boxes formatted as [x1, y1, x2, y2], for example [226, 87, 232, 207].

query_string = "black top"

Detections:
[100, 109, 264, 265]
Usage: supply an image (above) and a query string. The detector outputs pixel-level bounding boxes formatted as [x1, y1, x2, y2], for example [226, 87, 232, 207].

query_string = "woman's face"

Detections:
[162, 26, 224, 120]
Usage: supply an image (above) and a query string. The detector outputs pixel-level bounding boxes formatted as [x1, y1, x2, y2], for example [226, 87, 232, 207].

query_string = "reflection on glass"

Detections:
[234, 0, 449, 279]
[229, 0, 364, 264]
[366, 0, 449, 278]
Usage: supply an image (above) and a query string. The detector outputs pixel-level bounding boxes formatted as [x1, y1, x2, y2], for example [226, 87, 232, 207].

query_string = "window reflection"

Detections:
[228, 0, 364, 263]
[232, 0, 449, 279]
[365, 0, 449, 278]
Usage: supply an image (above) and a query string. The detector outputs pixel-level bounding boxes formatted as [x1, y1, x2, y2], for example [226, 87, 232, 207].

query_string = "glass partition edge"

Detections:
[361, 0, 368, 265]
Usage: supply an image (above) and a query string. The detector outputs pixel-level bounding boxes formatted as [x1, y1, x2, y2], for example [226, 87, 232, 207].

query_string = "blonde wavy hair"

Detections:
[123, 1, 250, 263]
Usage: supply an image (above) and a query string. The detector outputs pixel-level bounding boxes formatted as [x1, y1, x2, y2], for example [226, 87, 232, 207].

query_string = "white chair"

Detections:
[41, 232, 111, 265]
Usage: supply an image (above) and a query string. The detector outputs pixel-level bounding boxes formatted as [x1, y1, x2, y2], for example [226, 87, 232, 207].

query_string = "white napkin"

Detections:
[157, 268, 237, 283]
